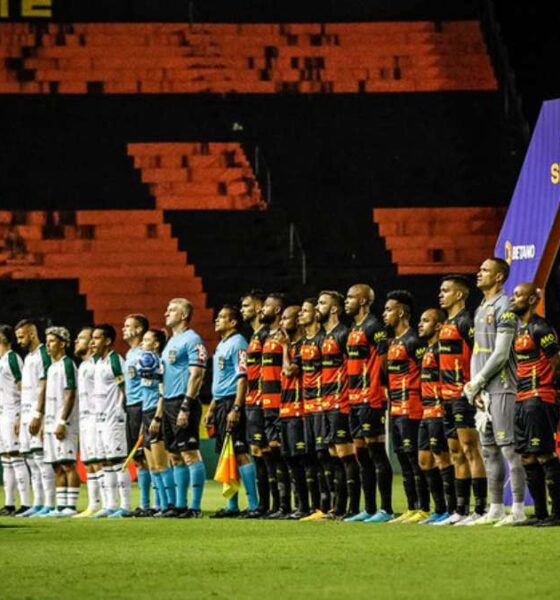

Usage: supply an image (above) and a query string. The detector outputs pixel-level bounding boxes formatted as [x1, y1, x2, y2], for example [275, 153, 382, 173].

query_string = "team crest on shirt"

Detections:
[168, 350, 177, 364]
[218, 357, 225, 370]
[486, 312, 494, 325]
[128, 366, 137, 378]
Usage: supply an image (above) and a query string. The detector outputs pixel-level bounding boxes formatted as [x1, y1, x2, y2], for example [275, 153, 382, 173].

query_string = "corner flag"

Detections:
[214, 433, 240, 499]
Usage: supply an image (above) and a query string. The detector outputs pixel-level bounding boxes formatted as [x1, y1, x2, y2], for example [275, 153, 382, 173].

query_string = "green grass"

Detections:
[1, 480, 558, 600]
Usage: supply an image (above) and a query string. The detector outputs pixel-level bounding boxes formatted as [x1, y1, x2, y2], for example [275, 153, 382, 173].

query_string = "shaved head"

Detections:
[511, 281, 540, 317]
[350, 284, 374, 305]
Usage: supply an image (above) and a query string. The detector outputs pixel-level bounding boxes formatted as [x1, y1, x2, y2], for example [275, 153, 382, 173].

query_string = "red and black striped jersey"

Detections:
[298, 330, 325, 414]
[421, 342, 443, 418]
[515, 316, 560, 404]
[280, 339, 303, 419]
[387, 329, 424, 419]
[261, 331, 283, 411]
[246, 326, 269, 407]
[347, 314, 388, 409]
[439, 310, 473, 402]
[321, 323, 349, 413]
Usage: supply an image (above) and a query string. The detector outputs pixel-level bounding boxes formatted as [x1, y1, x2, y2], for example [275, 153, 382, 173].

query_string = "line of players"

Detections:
[1, 257, 559, 525]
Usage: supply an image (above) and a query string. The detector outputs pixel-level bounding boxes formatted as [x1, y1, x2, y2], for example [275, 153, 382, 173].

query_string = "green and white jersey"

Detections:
[472, 291, 518, 394]
[93, 350, 126, 421]
[0, 350, 23, 415]
[78, 355, 98, 421]
[45, 355, 78, 434]
[21, 344, 51, 421]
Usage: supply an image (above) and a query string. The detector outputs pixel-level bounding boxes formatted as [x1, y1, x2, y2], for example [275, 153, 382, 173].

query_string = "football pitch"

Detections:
[1, 479, 558, 600]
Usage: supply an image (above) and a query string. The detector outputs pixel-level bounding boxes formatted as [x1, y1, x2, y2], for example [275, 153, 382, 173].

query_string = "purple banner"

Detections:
[494, 99, 560, 293]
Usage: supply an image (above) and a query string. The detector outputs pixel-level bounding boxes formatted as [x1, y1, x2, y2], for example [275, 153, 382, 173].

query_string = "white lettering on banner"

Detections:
[504, 240, 536, 264]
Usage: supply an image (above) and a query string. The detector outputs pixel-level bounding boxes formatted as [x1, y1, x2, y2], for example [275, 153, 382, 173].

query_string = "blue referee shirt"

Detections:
[212, 332, 248, 400]
[138, 355, 163, 412]
[124, 345, 144, 406]
[162, 329, 207, 400]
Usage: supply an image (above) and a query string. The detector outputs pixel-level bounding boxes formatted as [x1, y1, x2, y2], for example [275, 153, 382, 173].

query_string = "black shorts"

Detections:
[451, 397, 476, 429]
[281, 417, 307, 457]
[418, 418, 448, 453]
[349, 404, 386, 439]
[391, 415, 420, 454]
[162, 397, 201, 453]
[125, 403, 144, 458]
[214, 396, 247, 456]
[246, 404, 268, 448]
[264, 408, 282, 444]
[514, 398, 559, 455]
[304, 412, 327, 453]
[321, 410, 352, 446]
[443, 402, 457, 440]
[141, 408, 164, 449]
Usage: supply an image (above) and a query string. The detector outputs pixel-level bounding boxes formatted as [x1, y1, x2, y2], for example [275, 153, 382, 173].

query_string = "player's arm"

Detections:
[227, 376, 247, 431]
[227, 345, 248, 430]
[9, 353, 23, 433]
[465, 310, 516, 402]
[54, 388, 76, 441]
[149, 379, 165, 437]
[55, 358, 77, 440]
[280, 334, 299, 376]
[177, 365, 205, 428]
[28, 379, 47, 436]
[204, 399, 217, 427]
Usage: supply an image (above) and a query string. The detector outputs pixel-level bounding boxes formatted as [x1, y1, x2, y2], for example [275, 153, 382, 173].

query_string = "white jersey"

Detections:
[93, 350, 125, 422]
[20, 344, 51, 422]
[0, 350, 23, 416]
[45, 355, 78, 434]
[78, 356, 98, 422]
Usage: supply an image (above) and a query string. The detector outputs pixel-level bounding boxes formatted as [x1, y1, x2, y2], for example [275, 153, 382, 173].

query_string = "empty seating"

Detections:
[128, 142, 264, 210]
[373, 207, 506, 274]
[0, 21, 497, 94]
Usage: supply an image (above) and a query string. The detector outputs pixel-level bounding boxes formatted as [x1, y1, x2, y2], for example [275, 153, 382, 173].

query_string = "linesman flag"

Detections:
[214, 433, 240, 499]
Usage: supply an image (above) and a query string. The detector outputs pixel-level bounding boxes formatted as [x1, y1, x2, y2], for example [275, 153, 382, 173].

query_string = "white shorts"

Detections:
[43, 429, 79, 464]
[96, 416, 127, 462]
[18, 417, 43, 454]
[0, 414, 20, 454]
[79, 417, 98, 464]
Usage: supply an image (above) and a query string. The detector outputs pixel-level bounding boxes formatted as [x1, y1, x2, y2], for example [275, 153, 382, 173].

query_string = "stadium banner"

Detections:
[494, 98, 560, 295]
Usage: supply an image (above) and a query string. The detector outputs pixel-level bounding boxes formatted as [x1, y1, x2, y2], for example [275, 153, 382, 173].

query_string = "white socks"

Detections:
[1, 458, 16, 506]
[12, 457, 31, 506]
[116, 464, 131, 511]
[102, 466, 118, 510]
[86, 472, 102, 510]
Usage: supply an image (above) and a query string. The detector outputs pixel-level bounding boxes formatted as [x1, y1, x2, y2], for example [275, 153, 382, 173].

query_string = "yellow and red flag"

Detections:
[214, 433, 240, 499]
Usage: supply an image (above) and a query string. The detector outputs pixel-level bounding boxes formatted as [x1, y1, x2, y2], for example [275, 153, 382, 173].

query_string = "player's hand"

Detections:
[226, 409, 240, 432]
[204, 410, 214, 428]
[28, 416, 42, 436]
[177, 409, 190, 429]
[149, 419, 161, 436]
[54, 423, 66, 441]
[474, 393, 485, 411]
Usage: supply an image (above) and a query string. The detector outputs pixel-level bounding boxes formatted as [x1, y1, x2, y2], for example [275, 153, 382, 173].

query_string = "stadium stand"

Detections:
[0, 21, 496, 95]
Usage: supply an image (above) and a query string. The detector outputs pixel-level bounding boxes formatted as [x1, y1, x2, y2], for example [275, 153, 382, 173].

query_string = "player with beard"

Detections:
[277, 304, 310, 519]
[344, 284, 394, 523]
[260, 293, 292, 518]
[15, 320, 54, 517]
[510, 282, 560, 527]
[417, 308, 456, 524]
[240, 290, 274, 517]
[316, 291, 360, 520]
[383, 291, 429, 524]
